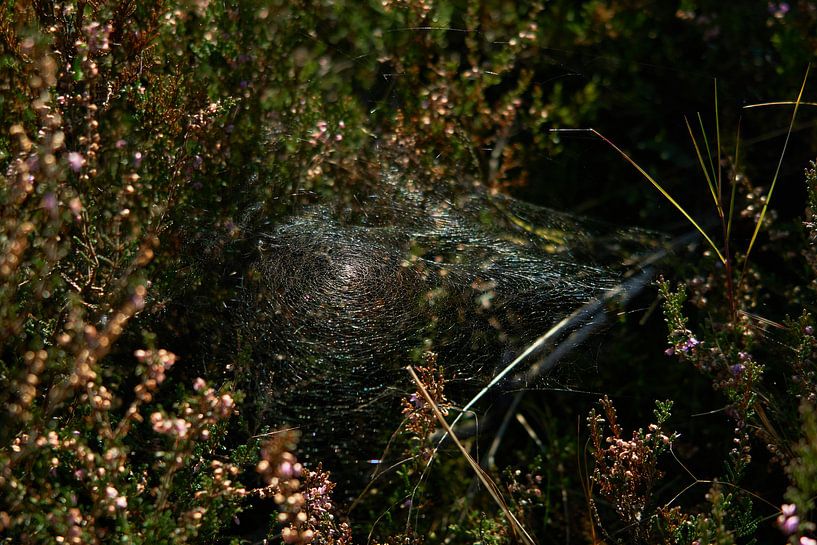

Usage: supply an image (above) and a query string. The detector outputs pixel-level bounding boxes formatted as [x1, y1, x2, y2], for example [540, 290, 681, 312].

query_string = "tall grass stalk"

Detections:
[406, 366, 536, 545]
[555, 67, 810, 324]
[740, 65, 811, 284]
[550, 128, 726, 264]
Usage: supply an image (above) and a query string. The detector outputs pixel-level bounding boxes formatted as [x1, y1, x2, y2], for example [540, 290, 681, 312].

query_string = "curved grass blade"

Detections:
[727, 117, 741, 242]
[552, 128, 726, 264]
[685, 116, 722, 217]
[715, 79, 722, 202]
[406, 366, 537, 545]
[741, 65, 810, 280]
[742, 101, 817, 109]
[696, 112, 719, 195]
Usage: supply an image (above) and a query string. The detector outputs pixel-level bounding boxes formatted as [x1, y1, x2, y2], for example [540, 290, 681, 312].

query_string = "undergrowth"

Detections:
[2, 1, 817, 544]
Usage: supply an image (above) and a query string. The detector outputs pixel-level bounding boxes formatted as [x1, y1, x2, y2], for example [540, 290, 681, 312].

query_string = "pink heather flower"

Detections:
[783, 504, 797, 517]
[769, 2, 791, 18]
[84, 21, 111, 52]
[67, 152, 85, 172]
[115, 139, 127, 149]
[172, 418, 190, 437]
[279, 461, 293, 478]
[193, 377, 207, 391]
[150, 412, 173, 434]
[801, 537, 817, 545]
[105, 486, 118, 499]
[133, 151, 143, 168]
[219, 394, 234, 416]
[153, 421, 169, 433]
[158, 349, 177, 367]
[69, 198, 82, 215]
[115, 496, 128, 509]
[781, 515, 800, 535]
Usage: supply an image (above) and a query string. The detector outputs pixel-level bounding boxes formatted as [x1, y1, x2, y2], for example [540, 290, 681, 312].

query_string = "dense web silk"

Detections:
[234, 176, 658, 484]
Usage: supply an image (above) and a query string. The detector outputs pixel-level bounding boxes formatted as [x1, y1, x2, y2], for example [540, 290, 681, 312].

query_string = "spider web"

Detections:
[233, 171, 661, 484]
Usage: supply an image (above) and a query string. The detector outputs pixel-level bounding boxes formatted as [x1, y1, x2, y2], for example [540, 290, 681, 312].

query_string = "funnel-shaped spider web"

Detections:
[234, 173, 661, 488]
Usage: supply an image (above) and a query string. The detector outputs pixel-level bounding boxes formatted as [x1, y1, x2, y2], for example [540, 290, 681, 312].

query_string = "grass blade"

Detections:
[697, 112, 719, 189]
[406, 366, 537, 545]
[685, 116, 722, 217]
[727, 117, 741, 242]
[743, 100, 817, 109]
[552, 128, 726, 263]
[715, 79, 722, 202]
[742, 65, 810, 277]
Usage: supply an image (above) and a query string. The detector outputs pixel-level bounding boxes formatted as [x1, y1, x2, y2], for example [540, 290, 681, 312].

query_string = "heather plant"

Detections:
[586, 397, 677, 542]
[0, 1, 357, 542]
[574, 79, 817, 542]
[255, 432, 353, 544]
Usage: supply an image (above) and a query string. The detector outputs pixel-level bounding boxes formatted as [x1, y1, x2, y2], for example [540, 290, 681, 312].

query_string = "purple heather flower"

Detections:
[133, 151, 143, 168]
[279, 460, 293, 478]
[680, 337, 700, 353]
[67, 152, 85, 172]
[769, 2, 791, 18]
[664, 347, 675, 357]
[730, 363, 745, 376]
[805, 326, 814, 336]
[779, 506, 800, 535]
[42, 192, 58, 214]
[783, 516, 800, 535]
